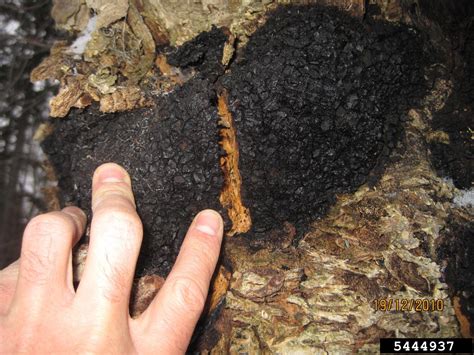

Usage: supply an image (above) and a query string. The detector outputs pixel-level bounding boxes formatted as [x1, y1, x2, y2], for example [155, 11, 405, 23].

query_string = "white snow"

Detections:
[4, 19, 20, 35]
[69, 16, 97, 55]
[453, 188, 474, 208]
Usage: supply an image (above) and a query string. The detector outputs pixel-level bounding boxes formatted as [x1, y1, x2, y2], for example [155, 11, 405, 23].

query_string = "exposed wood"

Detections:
[218, 91, 252, 236]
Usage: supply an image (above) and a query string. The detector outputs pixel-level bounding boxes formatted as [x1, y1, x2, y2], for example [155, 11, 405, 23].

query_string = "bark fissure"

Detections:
[217, 91, 251, 236]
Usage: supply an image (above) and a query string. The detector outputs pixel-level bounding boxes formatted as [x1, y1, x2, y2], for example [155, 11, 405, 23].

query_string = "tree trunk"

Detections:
[34, 0, 474, 352]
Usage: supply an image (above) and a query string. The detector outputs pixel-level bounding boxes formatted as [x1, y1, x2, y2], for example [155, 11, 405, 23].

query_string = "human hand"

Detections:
[0, 163, 224, 354]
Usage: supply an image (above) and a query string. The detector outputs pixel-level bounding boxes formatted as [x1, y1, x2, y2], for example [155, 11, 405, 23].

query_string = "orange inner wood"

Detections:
[217, 91, 252, 236]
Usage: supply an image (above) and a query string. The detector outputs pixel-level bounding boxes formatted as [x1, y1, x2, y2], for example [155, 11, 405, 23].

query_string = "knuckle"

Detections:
[93, 211, 142, 248]
[93, 208, 143, 247]
[93, 184, 135, 208]
[89, 206, 143, 304]
[171, 277, 207, 313]
[62, 207, 86, 229]
[94, 205, 142, 232]
[20, 214, 72, 284]
[25, 213, 74, 241]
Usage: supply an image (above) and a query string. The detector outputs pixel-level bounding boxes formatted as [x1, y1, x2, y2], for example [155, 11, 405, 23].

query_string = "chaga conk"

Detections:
[428, 17, 474, 190]
[220, 6, 428, 239]
[43, 6, 429, 276]
[166, 25, 228, 82]
[43, 79, 224, 276]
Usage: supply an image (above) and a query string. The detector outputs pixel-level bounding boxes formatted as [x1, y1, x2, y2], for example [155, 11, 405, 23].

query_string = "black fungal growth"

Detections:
[426, 2, 474, 190]
[43, 79, 224, 276]
[167, 25, 228, 82]
[43, 6, 429, 276]
[221, 6, 428, 238]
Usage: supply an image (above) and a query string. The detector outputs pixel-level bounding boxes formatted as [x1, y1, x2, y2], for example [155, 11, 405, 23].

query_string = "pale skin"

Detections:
[0, 163, 224, 353]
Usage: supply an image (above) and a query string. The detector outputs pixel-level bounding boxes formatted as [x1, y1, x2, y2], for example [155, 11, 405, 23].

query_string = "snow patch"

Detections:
[3, 19, 20, 35]
[442, 177, 473, 208]
[69, 16, 97, 55]
[453, 188, 474, 208]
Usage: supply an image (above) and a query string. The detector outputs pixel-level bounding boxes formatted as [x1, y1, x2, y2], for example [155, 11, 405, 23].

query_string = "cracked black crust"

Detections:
[167, 25, 227, 82]
[42, 78, 224, 276]
[42, 5, 430, 276]
[220, 6, 428, 239]
[426, 1, 474, 190]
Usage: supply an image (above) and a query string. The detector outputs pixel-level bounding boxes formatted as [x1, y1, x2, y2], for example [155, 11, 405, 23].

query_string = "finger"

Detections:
[11, 207, 85, 311]
[75, 163, 143, 319]
[0, 260, 19, 314]
[135, 210, 223, 353]
[62, 207, 88, 291]
[66, 250, 74, 292]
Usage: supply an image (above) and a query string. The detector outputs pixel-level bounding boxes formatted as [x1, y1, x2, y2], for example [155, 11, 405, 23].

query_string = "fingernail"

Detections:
[96, 163, 128, 184]
[194, 210, 222, 237]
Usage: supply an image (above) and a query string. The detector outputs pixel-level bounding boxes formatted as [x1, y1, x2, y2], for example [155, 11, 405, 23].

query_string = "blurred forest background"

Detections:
[0, 0, 57, 268]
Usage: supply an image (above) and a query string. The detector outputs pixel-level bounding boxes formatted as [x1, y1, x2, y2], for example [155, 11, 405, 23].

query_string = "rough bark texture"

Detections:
[35, 0, 473, 352]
